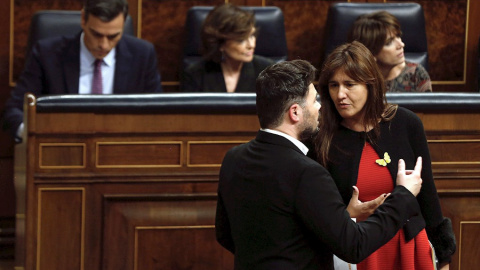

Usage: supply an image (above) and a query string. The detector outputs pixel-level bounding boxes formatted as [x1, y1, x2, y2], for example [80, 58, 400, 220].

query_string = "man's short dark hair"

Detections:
[256, 60, 317, 129]
[84, 0, 129, 22]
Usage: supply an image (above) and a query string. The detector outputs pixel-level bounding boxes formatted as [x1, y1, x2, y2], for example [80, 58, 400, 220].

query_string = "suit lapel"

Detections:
[113, 37, 133, 94]
[63, 34, 81, 94]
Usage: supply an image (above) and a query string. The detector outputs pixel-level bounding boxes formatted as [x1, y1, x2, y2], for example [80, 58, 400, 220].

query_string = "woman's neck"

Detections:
[221, 58, 244, 93]
[341, 118, 374, 133]
[378, 61, 406, 81]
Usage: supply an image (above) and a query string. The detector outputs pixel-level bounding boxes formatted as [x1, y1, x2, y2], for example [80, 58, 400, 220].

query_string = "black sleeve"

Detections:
[405, 109, 456, 263]
[143, 43, 162, 93]
[2, 42, 45, 140]
[295, 164, 421, 263]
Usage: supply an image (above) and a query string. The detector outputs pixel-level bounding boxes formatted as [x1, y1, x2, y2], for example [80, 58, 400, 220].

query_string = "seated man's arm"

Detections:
[143, 43, 162, 93]
[2, 42, 45, 141]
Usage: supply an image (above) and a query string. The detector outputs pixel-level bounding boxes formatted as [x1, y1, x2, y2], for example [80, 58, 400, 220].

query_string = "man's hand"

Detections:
[396, 157, 423, 196]
[346, 186, 389, 221]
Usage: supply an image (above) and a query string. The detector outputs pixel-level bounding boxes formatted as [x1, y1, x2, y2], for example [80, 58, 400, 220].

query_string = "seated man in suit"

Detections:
[215, 59, 424, 269]
[2, 0, 162, 142]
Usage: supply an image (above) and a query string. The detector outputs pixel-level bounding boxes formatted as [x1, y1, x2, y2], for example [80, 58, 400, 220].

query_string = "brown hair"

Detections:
[348, 11, 402, 55]
[84, 0, 128, 22]
[256, 60, 317, 129]
[201, 4, 255, 63]
[315, 41, 397, 166]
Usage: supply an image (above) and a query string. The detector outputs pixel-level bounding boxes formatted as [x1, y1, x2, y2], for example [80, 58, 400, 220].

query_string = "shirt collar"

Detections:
[80, 32, 116, 67]
[261, 128, 309, 155]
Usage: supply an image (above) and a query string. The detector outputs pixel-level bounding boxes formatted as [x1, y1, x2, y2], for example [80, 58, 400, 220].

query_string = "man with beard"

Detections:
[215, 59, 424, 270]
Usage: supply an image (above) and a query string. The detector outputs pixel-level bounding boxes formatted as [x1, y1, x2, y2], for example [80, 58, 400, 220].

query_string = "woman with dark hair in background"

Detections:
[181, 3, 273, 92]
[315, 41, 455, 270]
[349, 11, 432, 92]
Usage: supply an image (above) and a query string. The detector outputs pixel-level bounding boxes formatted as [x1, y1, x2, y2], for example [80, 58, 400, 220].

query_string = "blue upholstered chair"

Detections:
[324, 3, 429, 71]
[26, 10, 134, 58]
[182, 6, 288, 70]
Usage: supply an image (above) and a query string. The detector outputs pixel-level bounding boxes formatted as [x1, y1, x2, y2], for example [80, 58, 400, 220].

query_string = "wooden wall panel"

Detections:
[11, 0, 83, 85]
[96, 141, 182, 167]
[37, 188, 84, 270]
[437, 195, 480, 270]
[187, 141, 246, 167]
[429, 140, 480, 164]
[1, 0, 480, 264]
[135, 227, 228, 270]
[267, 0, 329, 73]
[39, 143, 86, 168]
[141, 0, 224, 88]
[14, 94, 480, 270]
[418, 0, 467, 82]
[458, 222, 480, 270]
[102, 194, 233, 270]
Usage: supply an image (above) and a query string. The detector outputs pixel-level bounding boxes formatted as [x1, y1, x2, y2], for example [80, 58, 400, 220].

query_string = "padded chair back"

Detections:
[324, 3, 428, 71]
[182, 6, 288, 69]
[26, 10, 134, 57]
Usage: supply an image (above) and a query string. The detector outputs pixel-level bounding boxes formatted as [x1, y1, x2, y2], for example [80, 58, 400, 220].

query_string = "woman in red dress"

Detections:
[314, 41, 456, 270]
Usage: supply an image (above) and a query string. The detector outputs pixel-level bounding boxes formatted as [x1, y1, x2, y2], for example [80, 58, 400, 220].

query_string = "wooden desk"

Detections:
[14, 93, 480, 270]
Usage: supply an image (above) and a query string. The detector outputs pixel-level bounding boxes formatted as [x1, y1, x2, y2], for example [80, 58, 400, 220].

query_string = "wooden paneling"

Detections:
[266, 0, 329, 74]
[36, 188, 84, 270]
[418, 0, 467, 83]
[96, 141, 183, 168]
[39, 143, 86, 168]
[429, 140, 480, 164]
[141, 0, 224, 83]
[14, 94, 480, 270]
[1, 0, 480, 267]
[102, 194, 232, 270]
[459, 222, 480, 270]
[187, 141, 246, 167]
[436, 195, 480, 270]
[11, 0, 83, 85]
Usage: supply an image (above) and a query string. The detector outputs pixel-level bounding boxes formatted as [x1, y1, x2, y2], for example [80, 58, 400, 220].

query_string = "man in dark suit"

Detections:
[215, 59, 424, 269]
[2, 0, 162, 141]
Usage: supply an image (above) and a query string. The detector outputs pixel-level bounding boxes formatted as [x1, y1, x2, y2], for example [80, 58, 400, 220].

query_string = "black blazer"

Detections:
[216, 130, 421, 270]
[180, 55, 273, 92]
[326, 107, 455, 263]
[2, 32, 162, 138]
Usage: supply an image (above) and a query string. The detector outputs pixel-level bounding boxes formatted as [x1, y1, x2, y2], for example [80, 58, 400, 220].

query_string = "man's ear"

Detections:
[288, 103, 302, 123]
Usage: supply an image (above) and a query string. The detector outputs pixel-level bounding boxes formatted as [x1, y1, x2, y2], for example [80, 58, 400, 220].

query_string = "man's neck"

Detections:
[262, 128, 308, 155]
[270, 125, 299, 140]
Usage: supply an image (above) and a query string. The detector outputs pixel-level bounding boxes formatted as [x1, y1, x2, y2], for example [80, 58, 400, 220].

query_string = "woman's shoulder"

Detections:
[405, 61, 428, 74]
[390, 106, 422, 127]
[252, 55, 275, 68]
[185, 59, 220, 74]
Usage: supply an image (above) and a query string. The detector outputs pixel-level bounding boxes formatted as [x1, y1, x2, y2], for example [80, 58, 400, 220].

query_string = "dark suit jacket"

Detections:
[180, 55, 273, 92]
[2, 32, 162, 138]
[216, 130, 421, 270]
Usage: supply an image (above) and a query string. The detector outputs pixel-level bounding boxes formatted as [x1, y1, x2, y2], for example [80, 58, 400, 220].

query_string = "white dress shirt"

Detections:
[261, 128, 309, 155]
[79, 32, 116, 94]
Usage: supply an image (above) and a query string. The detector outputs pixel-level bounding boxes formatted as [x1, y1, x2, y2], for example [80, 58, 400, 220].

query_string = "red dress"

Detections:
[356, 143, 434, 270]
